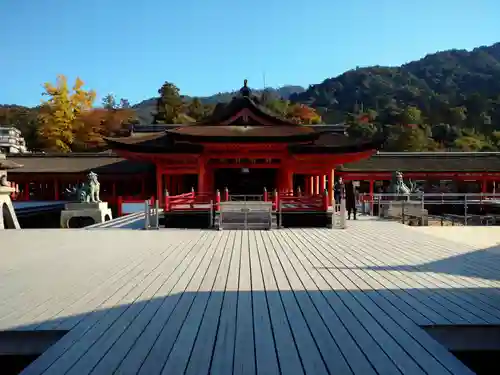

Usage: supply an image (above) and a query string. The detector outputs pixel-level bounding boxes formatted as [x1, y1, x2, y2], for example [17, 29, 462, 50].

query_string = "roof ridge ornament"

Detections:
[239, 79, 251, 97]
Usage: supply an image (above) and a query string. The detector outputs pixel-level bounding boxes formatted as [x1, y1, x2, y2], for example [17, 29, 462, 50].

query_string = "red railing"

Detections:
[164, 191, 215, 212]
[117, 188, 332, 216]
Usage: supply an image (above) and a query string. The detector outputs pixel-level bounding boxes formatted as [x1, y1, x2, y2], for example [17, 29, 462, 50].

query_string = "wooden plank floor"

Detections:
[2, 220, 500, 374]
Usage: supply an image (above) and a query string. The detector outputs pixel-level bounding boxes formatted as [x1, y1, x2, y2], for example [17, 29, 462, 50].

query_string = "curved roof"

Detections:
[165, 125, 322, 143]
[289, 133, 386, 154]
[104, 133, 203, 154]
[340, 152, 500, 172]
[196, 96, 295, 126]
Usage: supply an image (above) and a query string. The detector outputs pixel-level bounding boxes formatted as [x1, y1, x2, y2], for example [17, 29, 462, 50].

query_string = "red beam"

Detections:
[160, 169, 198, 175]
[204, 152, 287, 159]
[206, 162, 282, 169]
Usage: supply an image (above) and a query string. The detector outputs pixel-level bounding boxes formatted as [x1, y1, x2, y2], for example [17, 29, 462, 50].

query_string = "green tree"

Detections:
[186, 97, 205, 121]
[448, 106, 467, 127]
[102, 94, 117, 110]
[386, 124, 438, 151]
[153, 81, 183, 124]
[400, 106, 422, 125]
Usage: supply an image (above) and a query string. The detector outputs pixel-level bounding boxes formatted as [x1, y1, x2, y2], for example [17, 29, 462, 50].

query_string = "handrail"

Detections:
[144, 199, 160, 230]
[357, 192, 500, 226]
[164, 190, 216, 212]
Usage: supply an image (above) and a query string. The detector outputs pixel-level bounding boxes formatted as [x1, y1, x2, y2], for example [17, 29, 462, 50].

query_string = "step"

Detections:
[216, 211, 277, 230]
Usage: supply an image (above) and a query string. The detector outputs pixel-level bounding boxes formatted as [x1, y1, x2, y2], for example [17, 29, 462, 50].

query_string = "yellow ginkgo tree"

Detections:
[38, 75, 96, 152]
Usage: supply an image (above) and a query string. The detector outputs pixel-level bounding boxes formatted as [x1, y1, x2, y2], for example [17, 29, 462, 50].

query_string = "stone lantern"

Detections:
[0, 151, 23, 229]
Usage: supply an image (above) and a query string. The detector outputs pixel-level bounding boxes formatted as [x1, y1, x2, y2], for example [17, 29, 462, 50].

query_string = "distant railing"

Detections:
[358, 192, 500, 226]
[228, 194, 264, 202]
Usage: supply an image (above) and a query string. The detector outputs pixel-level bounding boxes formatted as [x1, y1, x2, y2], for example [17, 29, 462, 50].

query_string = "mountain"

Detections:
[290, 43, 500, 126]
[133, 85, 305, 124]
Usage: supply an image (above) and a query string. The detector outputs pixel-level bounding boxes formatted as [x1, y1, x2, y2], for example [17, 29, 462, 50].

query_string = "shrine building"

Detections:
[103, 80, 383, 208]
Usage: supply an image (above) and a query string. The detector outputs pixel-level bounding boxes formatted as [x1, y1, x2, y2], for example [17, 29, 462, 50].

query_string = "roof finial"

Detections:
[240, 79, 251, 97]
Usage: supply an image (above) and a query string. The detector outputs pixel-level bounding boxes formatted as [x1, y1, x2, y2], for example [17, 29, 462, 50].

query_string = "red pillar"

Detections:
[286, 169, 293, 194]
[308, 176, 314, 195]
[315, 176, 320, 195]
[206, 167, 214, 194]
[481, 179, 487, 193]
[53, 178, 59, 200]
[24, 182, 29, 201]
[369, 179, 374, 212]
[277, 167, 293, 194]
[156, 167, 162, 205]
[328, 170, 334, 206]
[177, 176, 183, 194]
[198, 160, 207, 193]
[164, 174, 169, 194]
[320, 175, 326, 194]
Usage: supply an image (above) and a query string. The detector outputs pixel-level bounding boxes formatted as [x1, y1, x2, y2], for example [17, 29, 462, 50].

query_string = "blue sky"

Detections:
[0, 0, 498, 107]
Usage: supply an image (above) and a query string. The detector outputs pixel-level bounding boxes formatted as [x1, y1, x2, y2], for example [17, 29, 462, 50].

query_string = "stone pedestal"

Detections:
[0, 186, 21, 229]
[60, 202, 112, 228]
[381, 200, 428, 225]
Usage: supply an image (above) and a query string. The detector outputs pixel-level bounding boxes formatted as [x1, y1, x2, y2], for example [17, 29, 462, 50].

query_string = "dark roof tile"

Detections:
[342, 152, 500, 172]
[7, 154, 152, 174]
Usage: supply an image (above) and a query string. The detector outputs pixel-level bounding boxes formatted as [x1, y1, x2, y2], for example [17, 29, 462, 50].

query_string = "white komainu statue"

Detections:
[87, 171, 101, 203]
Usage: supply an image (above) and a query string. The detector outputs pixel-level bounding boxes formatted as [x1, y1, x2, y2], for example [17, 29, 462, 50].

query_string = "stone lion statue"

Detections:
[86, 171, 101, 202]
[65, 171, 101, 203]
[390, 171, 419, 200]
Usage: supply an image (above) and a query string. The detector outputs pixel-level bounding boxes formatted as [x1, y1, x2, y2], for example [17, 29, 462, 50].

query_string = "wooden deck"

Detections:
[2, 219, 500, 374]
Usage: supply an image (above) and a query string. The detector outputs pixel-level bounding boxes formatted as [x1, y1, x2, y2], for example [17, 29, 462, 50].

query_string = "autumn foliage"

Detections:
[77, 108, 136, 149]
[38, 75, 96, 152]
[286, 103, 322, 124]
[35, 75, 137, 152]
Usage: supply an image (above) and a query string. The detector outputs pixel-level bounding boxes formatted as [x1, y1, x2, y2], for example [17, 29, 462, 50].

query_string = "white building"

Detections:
[0, 126, 28, 154]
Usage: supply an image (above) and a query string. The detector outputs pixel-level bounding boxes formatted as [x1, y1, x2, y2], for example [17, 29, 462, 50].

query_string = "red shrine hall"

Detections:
[105, 81, 383, 210]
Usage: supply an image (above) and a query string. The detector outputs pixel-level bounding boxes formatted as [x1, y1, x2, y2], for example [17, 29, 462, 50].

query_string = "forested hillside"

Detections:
[291, 42, 500, 151]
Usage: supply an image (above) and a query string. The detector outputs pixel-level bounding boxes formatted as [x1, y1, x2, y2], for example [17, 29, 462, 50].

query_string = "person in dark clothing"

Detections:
[345, 181, 359, 220]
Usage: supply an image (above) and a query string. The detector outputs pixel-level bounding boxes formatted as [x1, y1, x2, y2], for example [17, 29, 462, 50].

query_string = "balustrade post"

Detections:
[154, 199, 159, 229]
[339, 196, 346, 229]
[224, 187, 229, 201]
[275, 189, 281, 228]
[263, 187, 268, 202]
[144, 200, 150, 230]
[215, 189, 221, 211]
[117, 196, 123, 216]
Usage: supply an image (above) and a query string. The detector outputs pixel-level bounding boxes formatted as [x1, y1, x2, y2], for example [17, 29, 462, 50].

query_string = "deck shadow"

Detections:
[328, 243, 500, 282]
[3, 287, 499, 374]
